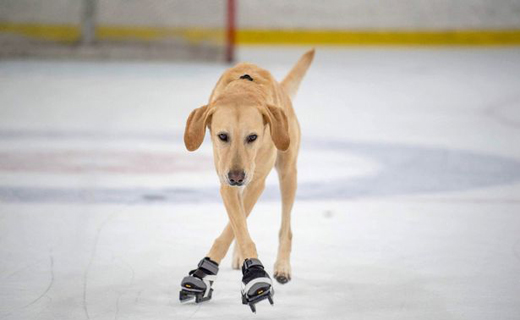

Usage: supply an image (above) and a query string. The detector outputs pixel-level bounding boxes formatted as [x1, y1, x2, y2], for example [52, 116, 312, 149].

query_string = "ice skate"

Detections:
[240, 258, 274, 313]
[179, 257, 219, 304]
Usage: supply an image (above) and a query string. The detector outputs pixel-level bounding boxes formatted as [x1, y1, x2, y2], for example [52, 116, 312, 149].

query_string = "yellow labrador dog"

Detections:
[180, 49, 314, 312]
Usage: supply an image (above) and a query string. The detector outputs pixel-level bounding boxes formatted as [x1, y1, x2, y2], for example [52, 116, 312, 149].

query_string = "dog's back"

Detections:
[209, 49, 315, 107]
[208, 63, 278, 106]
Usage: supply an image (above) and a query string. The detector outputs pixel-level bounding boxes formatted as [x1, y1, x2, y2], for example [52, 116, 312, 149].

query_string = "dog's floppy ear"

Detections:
[184, 105, 213, 151]
[263, 104, 290, 151]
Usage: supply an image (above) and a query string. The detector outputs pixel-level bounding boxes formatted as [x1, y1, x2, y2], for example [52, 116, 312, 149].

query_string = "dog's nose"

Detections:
[228, 170, 246, 186]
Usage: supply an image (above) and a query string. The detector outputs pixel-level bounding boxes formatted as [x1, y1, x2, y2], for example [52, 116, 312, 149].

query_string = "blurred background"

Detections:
[1, 1, 520, 320]
[1, 0, 520, 61]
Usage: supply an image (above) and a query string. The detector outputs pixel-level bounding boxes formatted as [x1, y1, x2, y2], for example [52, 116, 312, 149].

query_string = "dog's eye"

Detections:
[218, 133, 228, 142]
[246, 134, 258, 143]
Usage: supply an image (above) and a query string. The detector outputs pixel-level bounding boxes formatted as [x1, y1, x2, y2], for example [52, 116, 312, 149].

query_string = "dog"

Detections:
[180, 49, 315, 312]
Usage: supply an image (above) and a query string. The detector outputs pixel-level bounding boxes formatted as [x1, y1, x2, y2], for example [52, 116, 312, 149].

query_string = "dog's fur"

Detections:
[184, 49, 314, 283]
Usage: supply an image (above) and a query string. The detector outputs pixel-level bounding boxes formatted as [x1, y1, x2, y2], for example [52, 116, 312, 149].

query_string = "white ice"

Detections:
[1, 47, 520, 320]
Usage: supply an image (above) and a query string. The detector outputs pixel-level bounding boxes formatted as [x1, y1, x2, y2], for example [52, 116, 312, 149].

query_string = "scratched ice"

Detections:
[1, 47, 520, 320]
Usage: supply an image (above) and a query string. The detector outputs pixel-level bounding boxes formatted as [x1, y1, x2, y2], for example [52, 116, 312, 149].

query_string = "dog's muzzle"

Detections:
[228, 170, 246, 186]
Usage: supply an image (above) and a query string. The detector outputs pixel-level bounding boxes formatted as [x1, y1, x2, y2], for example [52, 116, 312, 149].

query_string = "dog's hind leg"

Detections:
[273, 156, 297, 284]
[231, 241, 241, 269]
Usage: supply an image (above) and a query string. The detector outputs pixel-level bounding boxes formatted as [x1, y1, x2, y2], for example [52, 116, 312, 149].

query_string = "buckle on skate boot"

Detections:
[179, 257, 219, 304]
[241, 258, 274, 313]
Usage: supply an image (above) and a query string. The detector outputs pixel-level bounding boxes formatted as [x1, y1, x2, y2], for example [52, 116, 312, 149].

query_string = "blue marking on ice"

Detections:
[1, 137, 519, 204]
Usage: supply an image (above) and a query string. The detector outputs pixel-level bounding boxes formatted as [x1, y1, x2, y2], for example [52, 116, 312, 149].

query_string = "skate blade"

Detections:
[180, 295, 196, 304]
[243, 290, 274, 313]
[180, 288, 213, 304]
[179, 290, 197, 304]
[179, 289, 201, 304]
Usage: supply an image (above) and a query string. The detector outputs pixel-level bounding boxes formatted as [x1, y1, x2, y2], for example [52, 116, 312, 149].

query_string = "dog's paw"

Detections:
[273, 260, 292, 284]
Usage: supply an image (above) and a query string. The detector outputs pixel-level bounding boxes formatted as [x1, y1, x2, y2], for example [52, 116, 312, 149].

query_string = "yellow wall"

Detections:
[2, 23, 520, 46]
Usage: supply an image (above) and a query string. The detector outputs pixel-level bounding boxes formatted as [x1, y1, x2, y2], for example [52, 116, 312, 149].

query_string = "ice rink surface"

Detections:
[1, 47, 520, 319]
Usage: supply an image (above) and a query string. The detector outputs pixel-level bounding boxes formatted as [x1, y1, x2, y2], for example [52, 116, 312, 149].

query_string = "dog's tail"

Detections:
[281, 49, 315, 99]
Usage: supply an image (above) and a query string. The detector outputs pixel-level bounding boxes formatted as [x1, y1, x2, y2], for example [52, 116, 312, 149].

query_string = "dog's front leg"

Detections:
[220, 185, 274, 312]
[206, 179, 266, 266]
[219, 185, 257, 260]
[178, 184, 254, 305]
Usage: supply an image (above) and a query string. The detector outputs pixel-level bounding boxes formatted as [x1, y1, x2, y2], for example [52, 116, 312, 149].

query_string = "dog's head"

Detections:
[184, 96, 290, 187]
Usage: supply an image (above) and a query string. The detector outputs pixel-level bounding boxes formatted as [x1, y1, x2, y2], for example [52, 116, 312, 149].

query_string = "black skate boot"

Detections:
[179, 257, 219, 304]
[241, 258, 274, 313]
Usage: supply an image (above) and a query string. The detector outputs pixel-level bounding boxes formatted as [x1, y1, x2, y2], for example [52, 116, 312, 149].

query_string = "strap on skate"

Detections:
[182, 258, 219, 290]
[197, 257, 219, 275]
[242, 258, 264, 272]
